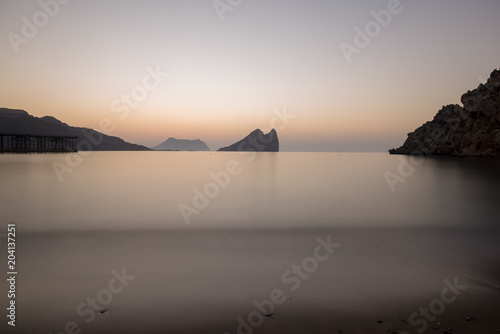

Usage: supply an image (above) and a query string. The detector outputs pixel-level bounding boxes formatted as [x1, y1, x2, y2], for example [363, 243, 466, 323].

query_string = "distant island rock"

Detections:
[218, 129, 279, 152]
[153, 138, 209, 151]
[0, 108, 151, 151]
[389, 68, 500, 157]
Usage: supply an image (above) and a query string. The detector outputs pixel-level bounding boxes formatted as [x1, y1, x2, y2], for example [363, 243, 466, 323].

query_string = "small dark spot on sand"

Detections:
[463, 316, 473, 322]
[376, 320, 384, 324]
[337, 331, 344, 334]
[99, 310, 108, 315]
[401, 320, 408, 324]
[264, 313, 274, 318]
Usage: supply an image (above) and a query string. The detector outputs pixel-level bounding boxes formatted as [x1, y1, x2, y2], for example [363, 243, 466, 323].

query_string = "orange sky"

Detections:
[1, 0, 499, 151]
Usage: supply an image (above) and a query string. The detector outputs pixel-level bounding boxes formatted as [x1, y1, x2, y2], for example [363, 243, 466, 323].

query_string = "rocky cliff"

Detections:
[389, 68, 500, 157]
[218, 129, 279, 152]
[153, 137, 209, 151]
[0, 108, 151, 151]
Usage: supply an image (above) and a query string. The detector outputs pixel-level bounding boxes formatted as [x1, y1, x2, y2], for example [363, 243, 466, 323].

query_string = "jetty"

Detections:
[0, 134, 78, 153]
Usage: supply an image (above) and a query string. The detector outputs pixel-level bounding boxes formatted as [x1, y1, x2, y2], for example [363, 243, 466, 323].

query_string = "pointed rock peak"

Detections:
[250, 129, 264, 135]
[217, 128, 279, 152]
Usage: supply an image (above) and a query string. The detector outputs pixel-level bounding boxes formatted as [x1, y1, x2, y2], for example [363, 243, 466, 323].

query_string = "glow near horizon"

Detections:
[0, 0, 499, 151]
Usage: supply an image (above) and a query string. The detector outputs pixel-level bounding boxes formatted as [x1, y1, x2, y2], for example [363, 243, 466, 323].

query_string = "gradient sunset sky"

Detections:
[1, 0, 499, 151]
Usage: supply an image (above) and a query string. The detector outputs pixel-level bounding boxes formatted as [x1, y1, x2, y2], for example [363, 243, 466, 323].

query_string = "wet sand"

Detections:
[2, 227, 500, 334]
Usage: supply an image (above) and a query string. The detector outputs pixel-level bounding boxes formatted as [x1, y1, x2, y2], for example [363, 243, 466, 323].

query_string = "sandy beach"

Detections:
[2, 227, 499, 334]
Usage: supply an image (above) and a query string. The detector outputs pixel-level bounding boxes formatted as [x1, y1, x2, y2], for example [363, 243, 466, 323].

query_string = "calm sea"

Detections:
[1, 152, 499, 334]
[0, 152, 499, 231]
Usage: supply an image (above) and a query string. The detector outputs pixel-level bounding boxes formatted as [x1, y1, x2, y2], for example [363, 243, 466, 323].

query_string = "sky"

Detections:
[0, 0, 499, 151]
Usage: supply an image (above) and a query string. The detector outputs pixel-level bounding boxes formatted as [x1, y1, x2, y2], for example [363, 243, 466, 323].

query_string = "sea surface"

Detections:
[0, 152, 499, 334]
[1, 152, 499, 231]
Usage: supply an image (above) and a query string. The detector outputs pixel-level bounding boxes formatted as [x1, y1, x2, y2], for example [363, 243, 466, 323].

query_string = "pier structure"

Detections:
[0, 134, 79, 153]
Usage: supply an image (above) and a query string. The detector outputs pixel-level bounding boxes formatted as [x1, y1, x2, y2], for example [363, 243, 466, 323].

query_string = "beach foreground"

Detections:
[2, 227, 499, 334]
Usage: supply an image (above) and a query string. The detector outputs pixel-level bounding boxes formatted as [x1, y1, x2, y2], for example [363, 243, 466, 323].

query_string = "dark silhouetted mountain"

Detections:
[390, 68, 500, 157]
[153, 138, 209, 151]
[218, 129, 279, 152]
[0, 108, 151, 151]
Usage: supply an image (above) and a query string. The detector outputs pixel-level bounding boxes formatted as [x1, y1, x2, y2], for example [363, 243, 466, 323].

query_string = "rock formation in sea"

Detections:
[0, 108, 151, 151]
[389, 68, 500, 157]
[218, 129, 279, 152]
[153, 137, 209, 151]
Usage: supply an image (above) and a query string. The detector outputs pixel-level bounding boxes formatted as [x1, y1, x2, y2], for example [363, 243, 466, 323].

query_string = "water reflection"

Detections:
[0, 152, 498, 231]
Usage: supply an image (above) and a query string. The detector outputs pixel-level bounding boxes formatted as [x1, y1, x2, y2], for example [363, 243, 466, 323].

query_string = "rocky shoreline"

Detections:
[390, 68, 500, 157]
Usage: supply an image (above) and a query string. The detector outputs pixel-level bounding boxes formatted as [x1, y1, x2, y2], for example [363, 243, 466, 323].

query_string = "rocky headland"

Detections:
[389, 68, 500, 157]
[0, 108, 150, 151]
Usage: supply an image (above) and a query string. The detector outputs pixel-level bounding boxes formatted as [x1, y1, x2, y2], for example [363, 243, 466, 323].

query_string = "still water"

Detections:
[1, 152, 499, 334]
[0, 152, 499, 231]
